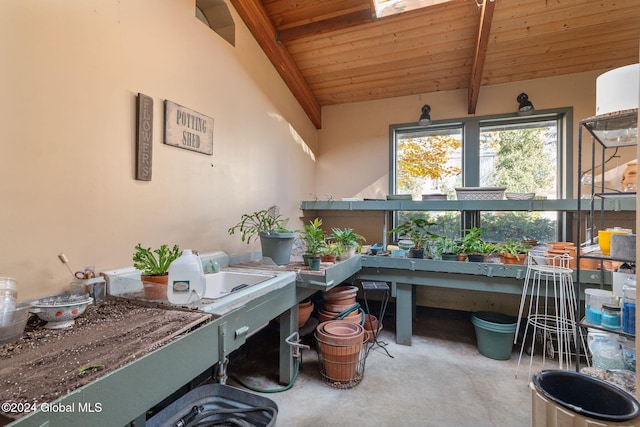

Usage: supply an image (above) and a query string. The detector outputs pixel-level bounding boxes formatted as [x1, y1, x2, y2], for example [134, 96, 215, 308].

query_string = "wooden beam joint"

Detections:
[229, 0, 322, 128]
[467, 0, 496, 115]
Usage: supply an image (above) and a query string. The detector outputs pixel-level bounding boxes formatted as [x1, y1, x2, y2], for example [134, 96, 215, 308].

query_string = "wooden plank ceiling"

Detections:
[229, 0, 640, 128]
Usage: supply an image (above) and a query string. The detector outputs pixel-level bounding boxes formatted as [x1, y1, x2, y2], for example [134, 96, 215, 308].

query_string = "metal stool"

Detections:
[361, 281, 393, 358]
[515, 251, 587, 379]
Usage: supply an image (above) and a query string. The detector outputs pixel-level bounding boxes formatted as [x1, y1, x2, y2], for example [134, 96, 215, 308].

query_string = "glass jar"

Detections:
[623, 279, 636, 335]
[601, 303, 621, 330]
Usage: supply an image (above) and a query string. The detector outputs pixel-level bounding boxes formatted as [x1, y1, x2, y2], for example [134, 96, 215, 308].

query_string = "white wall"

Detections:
[0, 0, 317, 299]
[317, 70, 636, 200]
[1, 0, 634, 303]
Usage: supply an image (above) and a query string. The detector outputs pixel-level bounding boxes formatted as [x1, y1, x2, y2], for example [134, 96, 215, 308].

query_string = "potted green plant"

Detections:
[460, 227, 495, 262]
[330, 227, 366, 259]
[228, 205, 297, 265]
[496, 238, 530, 265]
[320, 241, 341, 263]
[388, 217, 436, 259]
[133, 243, 182, 299]
[429, 236, 461, 261]
[299, 218, 326, 270]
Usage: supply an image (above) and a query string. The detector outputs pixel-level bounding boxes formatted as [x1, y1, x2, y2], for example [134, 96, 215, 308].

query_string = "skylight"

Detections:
[374, 0, 454, 18]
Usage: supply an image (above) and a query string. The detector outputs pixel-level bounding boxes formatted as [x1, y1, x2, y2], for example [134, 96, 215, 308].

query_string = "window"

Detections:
[390, 108, 572, 243]
[374, 0, 454, 18]
[196, 0, 235, 46]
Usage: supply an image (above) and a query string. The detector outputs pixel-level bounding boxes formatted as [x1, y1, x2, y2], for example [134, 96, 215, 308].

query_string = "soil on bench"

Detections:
[0, 298, 210, 422]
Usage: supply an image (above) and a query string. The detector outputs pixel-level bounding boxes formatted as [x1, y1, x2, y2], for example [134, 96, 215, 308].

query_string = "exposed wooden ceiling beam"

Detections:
[467, 0, 496, 114]
[229, 0, 323, 129]
[276, 9, 375, 43]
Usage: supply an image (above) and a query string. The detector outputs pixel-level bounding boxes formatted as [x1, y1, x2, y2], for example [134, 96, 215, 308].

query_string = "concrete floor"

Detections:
[226, 305, 552, 427]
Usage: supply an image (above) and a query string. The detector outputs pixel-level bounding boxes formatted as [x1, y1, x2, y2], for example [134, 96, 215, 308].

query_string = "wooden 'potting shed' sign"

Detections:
[163, 100, 214, 155]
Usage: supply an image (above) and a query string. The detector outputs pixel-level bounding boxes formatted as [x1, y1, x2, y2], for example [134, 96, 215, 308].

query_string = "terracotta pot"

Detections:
[564, 246, 578, 269]
[364, 325, 382, 343]
[324, 301, 357, 313]
[580, 259, 600, 270]
[298, 300, 314, 327]
[363, 314, 379, 331]
[322, 296, 357, 307]
[546, 249, 575, 269]
[322, 286, 358, 304]
[141, 275, 168, 300]
[546, 242, 575, 250]
[580, 254, 601, 270]
[275, 299, 314, 327]
[363, 314, 381, 342]
[317, 308, 362, 325]
[457, 253, 467, 261]
[320, 255, 337, 263]
[499, 253, 527, 265]
[317, 320, 364, 345]
[317, 341, 362, 382]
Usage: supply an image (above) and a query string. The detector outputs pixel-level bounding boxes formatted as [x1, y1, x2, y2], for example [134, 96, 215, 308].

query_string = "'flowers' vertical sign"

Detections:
[136, 93, 153, 181]
[163, 101, 214, 155]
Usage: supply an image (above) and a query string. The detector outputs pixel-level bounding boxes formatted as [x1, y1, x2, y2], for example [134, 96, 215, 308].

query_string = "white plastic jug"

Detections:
[167, 250, 205, 305]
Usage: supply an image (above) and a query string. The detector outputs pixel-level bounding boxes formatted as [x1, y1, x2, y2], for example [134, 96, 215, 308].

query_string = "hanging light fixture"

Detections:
[418, 104, 431, 125]
[517, 93, 534, 115]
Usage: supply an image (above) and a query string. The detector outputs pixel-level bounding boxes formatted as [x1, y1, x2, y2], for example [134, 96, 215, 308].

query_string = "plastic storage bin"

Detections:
[584, 288, 614, 325]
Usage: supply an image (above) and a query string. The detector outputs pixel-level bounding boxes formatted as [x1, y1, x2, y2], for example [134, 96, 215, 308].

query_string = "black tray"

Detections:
[147, 383, 278, 427]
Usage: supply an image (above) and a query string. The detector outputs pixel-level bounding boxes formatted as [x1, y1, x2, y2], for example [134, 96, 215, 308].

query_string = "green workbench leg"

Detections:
[396, 282, 413, 345]
[279, 307, 296, 384]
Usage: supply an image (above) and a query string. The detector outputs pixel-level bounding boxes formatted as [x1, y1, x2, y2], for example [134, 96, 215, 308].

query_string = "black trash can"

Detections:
[531, 370, 640, 426]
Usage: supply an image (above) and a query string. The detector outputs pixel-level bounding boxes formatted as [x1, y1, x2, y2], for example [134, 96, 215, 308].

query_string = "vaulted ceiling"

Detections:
[228, 0, 640, 128]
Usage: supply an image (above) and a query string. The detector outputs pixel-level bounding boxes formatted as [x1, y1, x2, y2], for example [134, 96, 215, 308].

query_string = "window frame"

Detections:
[388, 107, 574, 241]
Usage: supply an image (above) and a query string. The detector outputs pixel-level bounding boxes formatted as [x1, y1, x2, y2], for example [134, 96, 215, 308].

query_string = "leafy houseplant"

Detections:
[320, 242, 341, 263]
[133, 243, 182, 299]
[299, 218, 326, 270]
[330, 227, 366, 259]
[228, 205, 297, 265]
[300, 218, 326, 256]
[429, 236, 461, 261]
[133, 243, 182, 276]
[460, 227, 495, 262]
[496, 238, 530, 265]
[388, 217, 436, 258]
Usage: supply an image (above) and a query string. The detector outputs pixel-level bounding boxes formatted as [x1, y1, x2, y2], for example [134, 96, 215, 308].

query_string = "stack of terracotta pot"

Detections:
[315, 319, 366, 385]
[546, 241, 577, 269]
[546, 241, 599, 270]
[318, 285, 362, 324]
